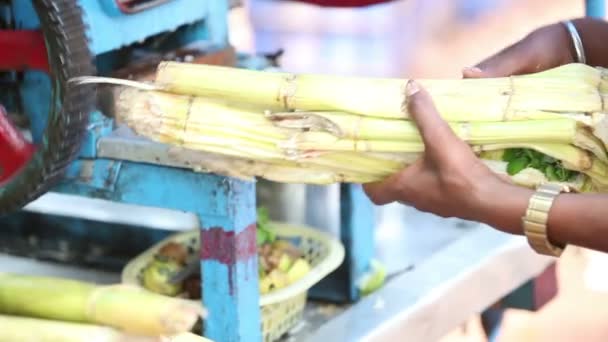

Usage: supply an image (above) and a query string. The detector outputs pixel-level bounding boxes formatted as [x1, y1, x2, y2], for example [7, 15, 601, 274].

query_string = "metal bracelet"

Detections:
[563, 20, 586, 64]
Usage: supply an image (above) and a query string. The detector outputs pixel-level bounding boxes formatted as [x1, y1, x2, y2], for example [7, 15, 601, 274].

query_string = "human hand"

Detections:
[363, 81, 512, 221]
[462, 21, 575, 78]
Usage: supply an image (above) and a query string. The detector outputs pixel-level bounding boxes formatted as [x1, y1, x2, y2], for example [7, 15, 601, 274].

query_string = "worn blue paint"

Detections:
[56, 161, 230, 214]
[62, 159, 122, 191]
[200, 180, 261, 342]
[586, 0, 605, 18]
[78, 111, 114, 158]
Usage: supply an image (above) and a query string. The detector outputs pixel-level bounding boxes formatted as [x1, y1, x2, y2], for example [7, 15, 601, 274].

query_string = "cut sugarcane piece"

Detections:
[0, 273, 204, 336]
[0, 315, 158, 342]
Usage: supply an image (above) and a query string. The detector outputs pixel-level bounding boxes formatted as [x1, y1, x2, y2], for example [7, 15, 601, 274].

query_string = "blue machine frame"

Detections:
[10, 1, 375, 341]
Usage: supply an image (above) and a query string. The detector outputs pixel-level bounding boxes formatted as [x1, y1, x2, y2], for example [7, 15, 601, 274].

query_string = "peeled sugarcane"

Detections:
[0, 273, 204, 336]
[72, 62, 608, 192]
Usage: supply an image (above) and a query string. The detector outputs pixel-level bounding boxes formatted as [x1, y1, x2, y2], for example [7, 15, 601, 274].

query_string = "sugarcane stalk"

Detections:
[154, 62, 607, 121]
[268, 111, 582, 144]
[0, 274, 203, 336]
[163, 332, 213, 342]
[0, 315, 159, 342]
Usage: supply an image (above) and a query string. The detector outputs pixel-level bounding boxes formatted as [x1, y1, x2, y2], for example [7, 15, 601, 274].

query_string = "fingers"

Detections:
[462, 33, 541, 78]
[463, 45, 530, 79]
[363, 174, 400, 206]
[405, 81, 456, 146]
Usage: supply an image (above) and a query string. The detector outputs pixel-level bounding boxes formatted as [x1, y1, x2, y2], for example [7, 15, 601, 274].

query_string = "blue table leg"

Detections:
[198, 178, 261, 342]
[586, 0, 605, 18]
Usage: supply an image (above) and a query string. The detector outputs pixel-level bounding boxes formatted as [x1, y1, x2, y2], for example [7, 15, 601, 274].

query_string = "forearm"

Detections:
[572, 18, 608, 68]
[548, 193, 608, 252]
[472, 181, 608, 253]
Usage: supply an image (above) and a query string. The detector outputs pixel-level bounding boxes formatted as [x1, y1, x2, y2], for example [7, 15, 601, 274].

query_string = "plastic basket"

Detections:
[121, 222, 345, 342]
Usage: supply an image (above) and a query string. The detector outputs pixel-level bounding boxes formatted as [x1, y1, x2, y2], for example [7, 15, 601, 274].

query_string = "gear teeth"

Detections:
[0, 0, 96, 214]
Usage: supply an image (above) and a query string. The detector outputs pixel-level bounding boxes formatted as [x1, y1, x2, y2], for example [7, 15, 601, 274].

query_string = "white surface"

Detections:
[306, 227, 554, 342]
[23, 192, 199, 231]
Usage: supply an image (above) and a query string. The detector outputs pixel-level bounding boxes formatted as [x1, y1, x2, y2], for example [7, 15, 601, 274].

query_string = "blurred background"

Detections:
[230, 0, 586, 78]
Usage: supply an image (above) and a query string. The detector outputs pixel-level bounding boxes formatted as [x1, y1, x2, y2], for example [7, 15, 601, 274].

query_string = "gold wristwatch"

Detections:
[522, 183, 569, 257]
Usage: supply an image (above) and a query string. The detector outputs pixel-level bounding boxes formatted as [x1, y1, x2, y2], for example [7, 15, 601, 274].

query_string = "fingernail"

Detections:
[406, 80, 420, 96]
[463, 66, 482, 73]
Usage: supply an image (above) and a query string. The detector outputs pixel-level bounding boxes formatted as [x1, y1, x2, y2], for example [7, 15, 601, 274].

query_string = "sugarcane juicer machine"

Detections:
[0, 1, 375, 341]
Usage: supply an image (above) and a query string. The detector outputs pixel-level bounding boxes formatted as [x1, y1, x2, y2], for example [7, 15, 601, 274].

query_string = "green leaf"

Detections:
[529, 157, 543, 169]
[555, 167, 573, 182]
[256, 206, 277, 245]
[502, 149, 520, 162]
[257, 229, 268, 246]
[545, 165, 558, 181]
[506, 156, 530, 175]
[523, 149, 537, 160]
[257, 207, 270, 227]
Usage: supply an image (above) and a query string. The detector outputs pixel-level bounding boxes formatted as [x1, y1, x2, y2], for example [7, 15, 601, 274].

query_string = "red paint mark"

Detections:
[200, 223, 257, 295]
[0, 30, 49, 72]
[0, 106, 36, 184]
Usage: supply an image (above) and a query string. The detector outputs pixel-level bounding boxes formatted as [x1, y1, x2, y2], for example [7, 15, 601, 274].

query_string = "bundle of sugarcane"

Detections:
[0, 273, 204, 336]
[75, 62, 608, 192]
